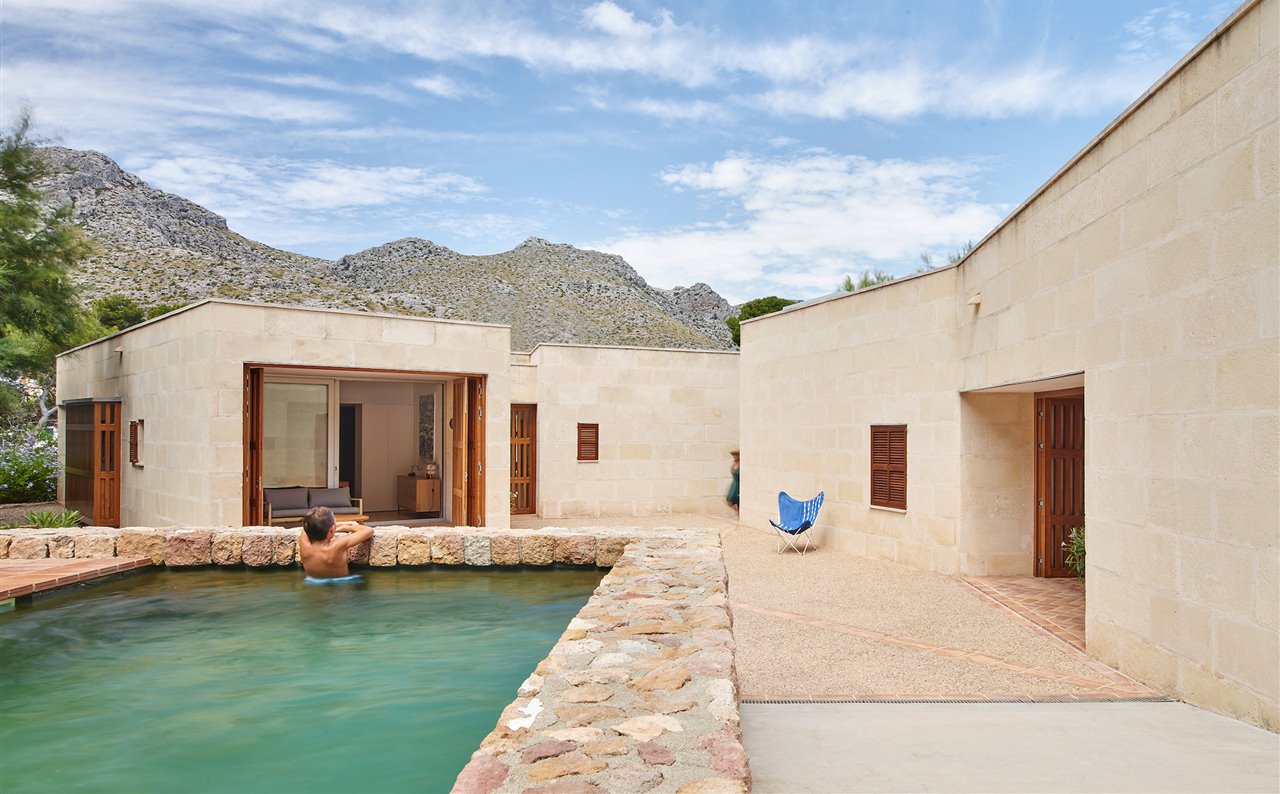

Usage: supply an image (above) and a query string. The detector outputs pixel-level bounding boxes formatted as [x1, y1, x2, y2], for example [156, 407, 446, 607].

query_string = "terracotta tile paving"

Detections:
[0, 557, 152, 600]
[960, 576, 1087, 652]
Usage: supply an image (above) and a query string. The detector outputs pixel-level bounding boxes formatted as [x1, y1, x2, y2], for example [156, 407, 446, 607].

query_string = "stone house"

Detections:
[739, 0, 1277, 728]
[56, 0, 1275, 730]
[56, 301, 739, 530]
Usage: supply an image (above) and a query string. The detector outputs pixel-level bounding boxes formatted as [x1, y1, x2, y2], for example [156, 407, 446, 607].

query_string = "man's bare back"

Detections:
[299, 507, 373, 579]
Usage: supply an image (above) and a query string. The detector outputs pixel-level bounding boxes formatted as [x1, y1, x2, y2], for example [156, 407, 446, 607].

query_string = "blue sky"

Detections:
[1, 0, 1235, 303]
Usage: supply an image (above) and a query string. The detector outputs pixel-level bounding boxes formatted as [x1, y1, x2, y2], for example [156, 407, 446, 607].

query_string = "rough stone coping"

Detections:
[0, 525, 710, 568]
[0, 525, 750, 793]
[454, 531, 749, 794]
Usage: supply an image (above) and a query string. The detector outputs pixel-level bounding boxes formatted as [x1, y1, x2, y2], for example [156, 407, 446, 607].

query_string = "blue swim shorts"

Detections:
[303, 574, 366, 585]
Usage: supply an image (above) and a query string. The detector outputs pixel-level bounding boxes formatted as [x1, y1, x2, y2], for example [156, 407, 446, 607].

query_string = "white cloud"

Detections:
[755, 57, 1161, 122]
[583, 1, 673, 39]
[1, 59, 349, 150]
[3, 0, 1221, 124]
[625, 98, 728, 123]
[132, 155, 485, 216]
[1122, 5, 1199, 61]
[421, 211, 547, 245]
[253, 73, 408, 103]
[596, 151, 1004, 302]
[411, 74, 486, 100]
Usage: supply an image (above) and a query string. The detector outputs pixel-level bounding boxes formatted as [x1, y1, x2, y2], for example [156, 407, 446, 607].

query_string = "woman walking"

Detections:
[726, 449, 740, 513]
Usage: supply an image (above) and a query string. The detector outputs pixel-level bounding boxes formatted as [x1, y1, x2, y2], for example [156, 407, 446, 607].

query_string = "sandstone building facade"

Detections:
[739, 0, 1277, 729]
[57, 0, 1276, 730]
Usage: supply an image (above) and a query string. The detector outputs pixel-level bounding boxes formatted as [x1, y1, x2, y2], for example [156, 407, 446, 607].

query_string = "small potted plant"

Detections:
[1062, 525, 1086, 580]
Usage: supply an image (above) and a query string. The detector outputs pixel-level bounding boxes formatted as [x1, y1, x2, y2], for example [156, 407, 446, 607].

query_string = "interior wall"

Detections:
[340, 381, 416, 512]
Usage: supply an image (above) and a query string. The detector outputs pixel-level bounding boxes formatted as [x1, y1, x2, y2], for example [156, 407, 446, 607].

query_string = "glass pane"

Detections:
[263, 383, 328, 487]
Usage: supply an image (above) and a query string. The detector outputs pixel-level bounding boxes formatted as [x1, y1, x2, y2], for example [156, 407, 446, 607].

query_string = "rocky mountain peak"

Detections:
[37, 146, 735, 352]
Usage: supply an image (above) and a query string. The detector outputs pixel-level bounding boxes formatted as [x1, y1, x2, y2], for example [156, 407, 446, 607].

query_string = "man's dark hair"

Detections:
[303, 506, 335, 541]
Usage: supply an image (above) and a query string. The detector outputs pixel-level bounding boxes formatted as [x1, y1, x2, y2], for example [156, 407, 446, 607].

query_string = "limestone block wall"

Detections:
[205, 302, 514, 529]
[59, 300, 515, 530]
[739, 269, 965, 572]
[954, 0, 1278, 728]
[740, 0, 1278, 727]
[58, 305, 224, 527]
[529, 345, 739, 518]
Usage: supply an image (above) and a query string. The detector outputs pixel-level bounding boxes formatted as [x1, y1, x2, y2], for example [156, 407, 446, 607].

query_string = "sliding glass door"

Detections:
[262, 381, 334, 488]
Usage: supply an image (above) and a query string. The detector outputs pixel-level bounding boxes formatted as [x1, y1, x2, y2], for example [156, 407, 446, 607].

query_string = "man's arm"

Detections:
[335, 524, 374, 549]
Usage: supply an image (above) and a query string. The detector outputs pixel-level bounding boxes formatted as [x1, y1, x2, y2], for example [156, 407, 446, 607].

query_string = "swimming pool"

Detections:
[0, 567, 602, 793]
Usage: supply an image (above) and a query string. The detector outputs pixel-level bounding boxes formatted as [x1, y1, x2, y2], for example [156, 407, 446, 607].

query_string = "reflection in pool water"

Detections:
[0, 567, 602, 793]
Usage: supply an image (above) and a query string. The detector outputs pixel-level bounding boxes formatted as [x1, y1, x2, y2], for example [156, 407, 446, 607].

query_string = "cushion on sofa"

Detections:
[269, 507, 311, 518]
[264, 487, 308, 510]
[309, 487, 354, 509]
[330, 504, 363, 516]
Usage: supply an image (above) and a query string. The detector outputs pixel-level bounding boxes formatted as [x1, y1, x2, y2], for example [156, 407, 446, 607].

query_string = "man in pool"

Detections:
[298, 507, 374, 582]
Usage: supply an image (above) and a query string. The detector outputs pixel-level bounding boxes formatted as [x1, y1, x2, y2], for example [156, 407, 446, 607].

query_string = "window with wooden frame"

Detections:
[576, 423, 599, 461]
[128, 419, 144, 467]
[870, 424, 907, 510]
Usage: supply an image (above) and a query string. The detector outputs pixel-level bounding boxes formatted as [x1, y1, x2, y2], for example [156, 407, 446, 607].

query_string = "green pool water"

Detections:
[0, 567, 602, 794]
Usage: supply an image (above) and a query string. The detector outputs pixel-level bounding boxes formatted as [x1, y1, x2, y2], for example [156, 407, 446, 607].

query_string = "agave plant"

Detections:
[22, 509, 82, 529]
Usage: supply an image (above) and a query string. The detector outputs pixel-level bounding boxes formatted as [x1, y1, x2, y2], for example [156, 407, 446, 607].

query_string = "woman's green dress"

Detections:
[726, 463, 740, 507]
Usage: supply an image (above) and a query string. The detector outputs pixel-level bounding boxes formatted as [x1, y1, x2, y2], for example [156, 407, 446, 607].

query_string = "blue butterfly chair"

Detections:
[770, 491, 824, 554]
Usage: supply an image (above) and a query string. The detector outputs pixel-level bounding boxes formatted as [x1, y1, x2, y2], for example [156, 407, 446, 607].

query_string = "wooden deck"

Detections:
[0, 557, 153, 600]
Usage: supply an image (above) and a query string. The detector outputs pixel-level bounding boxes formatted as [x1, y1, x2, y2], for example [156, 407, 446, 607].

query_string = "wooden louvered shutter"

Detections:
[577, 423, 599, 461]
[870, 424, 907, 510]
[128, 420, 143, 465]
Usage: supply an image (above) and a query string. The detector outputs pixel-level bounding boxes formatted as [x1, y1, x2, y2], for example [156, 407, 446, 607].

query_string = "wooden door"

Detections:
[451, 379, 468, 525]
[1036, 392, 1085, 577]
[467, 377, 485, 527]
[243, 366, 264, 525]
[510, 404, 537, 515]
[94, 401, 120, 527]
[63, 399, 121, 527]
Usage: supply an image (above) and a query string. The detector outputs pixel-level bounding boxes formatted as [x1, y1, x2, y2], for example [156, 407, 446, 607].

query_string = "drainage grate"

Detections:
[741, 696, 1174, 705]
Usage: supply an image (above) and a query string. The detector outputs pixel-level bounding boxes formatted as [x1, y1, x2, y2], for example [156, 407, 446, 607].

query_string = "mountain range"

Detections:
[36, 147, 734, 352]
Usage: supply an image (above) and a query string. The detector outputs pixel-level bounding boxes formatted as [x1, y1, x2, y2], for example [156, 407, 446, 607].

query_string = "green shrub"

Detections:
[1062, 525, 1086, 579]
[727, 295, 799, 345]
[22, 508, 80, 528]
[0, 427, 59, 503]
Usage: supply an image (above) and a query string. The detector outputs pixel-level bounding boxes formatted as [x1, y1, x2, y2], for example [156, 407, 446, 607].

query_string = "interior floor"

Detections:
[364, 509, 449, 528]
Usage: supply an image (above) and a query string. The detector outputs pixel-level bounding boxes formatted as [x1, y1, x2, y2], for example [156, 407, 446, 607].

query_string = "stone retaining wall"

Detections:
[0, 525, 750, 793]
[0, 526, 629, 568]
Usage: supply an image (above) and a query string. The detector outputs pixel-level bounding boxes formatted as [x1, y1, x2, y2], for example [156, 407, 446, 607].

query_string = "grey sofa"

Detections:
[263, 486, 367, 526]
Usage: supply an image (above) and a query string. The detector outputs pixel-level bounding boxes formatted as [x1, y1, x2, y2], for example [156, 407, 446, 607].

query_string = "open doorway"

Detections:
[243, 365, 486, 528]
[338, 404, 361, 497]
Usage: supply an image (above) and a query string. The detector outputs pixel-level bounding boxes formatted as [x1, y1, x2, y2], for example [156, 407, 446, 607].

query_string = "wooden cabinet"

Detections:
[397, 476, 441, 513]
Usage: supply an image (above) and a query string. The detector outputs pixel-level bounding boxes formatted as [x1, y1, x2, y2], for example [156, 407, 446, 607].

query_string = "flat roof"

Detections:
[57, 297, 511, 358]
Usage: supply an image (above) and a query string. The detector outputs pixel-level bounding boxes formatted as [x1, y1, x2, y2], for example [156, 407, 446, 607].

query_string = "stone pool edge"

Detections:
[0, 525, 750, 794]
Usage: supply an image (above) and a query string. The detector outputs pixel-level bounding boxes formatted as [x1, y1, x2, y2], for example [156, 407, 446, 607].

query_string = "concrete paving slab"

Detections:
[741, 701, 1280, 793]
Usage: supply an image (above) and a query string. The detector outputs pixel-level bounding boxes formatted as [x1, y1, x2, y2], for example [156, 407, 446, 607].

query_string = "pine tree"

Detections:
[0, 109, 97, 426]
